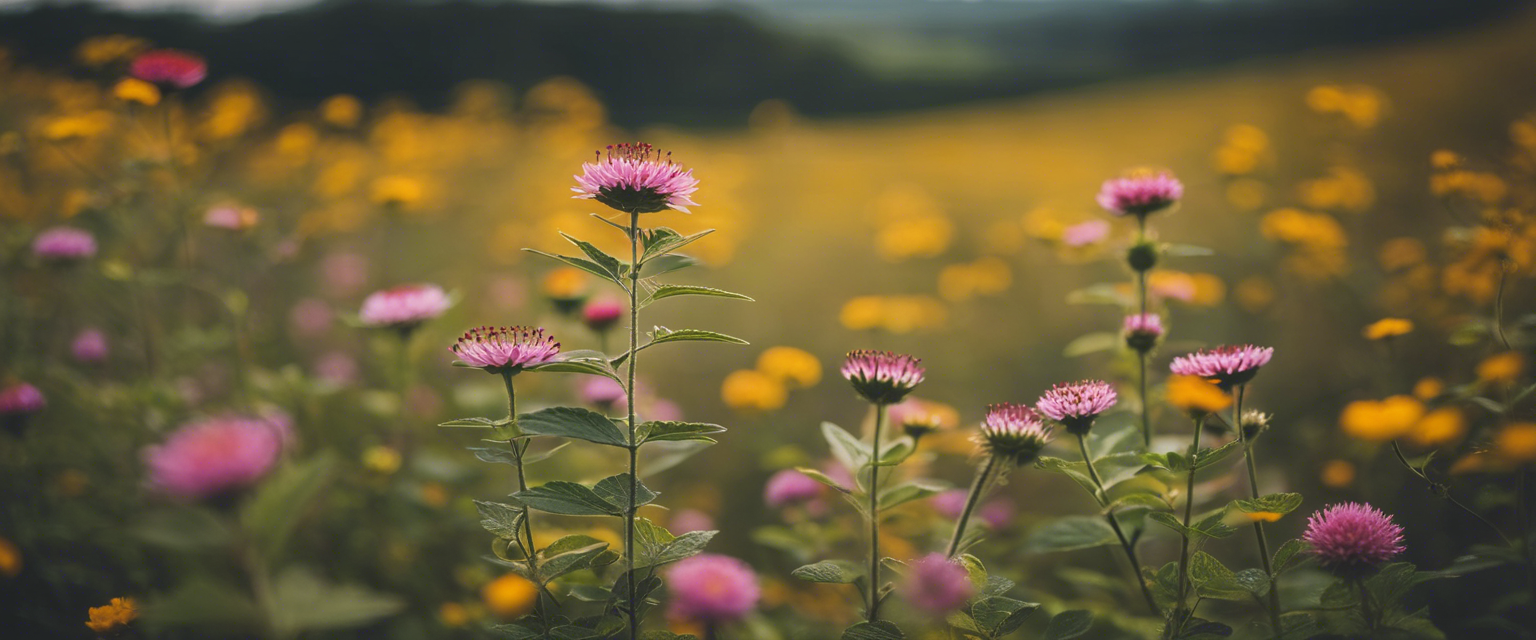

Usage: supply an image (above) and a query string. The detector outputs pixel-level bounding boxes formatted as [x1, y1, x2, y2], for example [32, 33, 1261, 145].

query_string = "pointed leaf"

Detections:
[593, 473, 658, 511]
[644, 284, 754, 306]
[637, 421, 726, 444]
[517, 406, 629, 448]
[513, 481, 622, 516]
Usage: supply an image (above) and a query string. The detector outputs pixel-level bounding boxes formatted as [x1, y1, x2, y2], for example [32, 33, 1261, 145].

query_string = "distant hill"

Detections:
[0, 0, 1527, 126]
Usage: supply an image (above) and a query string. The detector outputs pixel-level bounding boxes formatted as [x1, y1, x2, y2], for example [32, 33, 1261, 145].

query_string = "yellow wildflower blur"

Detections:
[321, 94, 364, 128]
[1339, 396, 1424, 442]
[1495, 423, 1536, 463]
[1321, 459, 1356, 488]
[1477, 352, 1524, 384]
[756, 346, 821, 388]
[112, 78, 160, 106]
[1406, 407, 1466, 448]
[541, 267, 587, 300]
[0, 536, 20, 577]
[938, 257, 1012, 302]
[1166, 375, 1232, 416]
[438, 602, 471, 628]
[370, 175, 428, 209]
[84, 597, 137, 633]
[482, 573, 538, 619]
[721, 369, 788, 412]
[362, 445, 402, 475]
[1305, 84, 1387, 128]
[838, 295, 947, 333]
[1413, 377, 1444, 400]
[75, 35, 148, 67]
[1363, 318, 1413, 340]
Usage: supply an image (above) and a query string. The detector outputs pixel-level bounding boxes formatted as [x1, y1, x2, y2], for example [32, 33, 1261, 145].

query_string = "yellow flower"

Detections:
[1166, 375, 1232, 416]
[362, 445, 402, 475]
[438, 602, 470, 628]
[1477, 352, 1523, 384]
[0, 536, 20, 578]
[75, 35, 148, 67]
[369, 175, 426, 208]
[1321, 459, 1356, 488]
[541, 267, 587, 301]
[482, 573, 538, 619]
[1495, 423, 1536, 463]
[1377, 238, 1426, 272]
[839, 296, 885, 331]
[721, 369, 787, 412]
[1413, 377, 1444, 400]
[1245, 512, 1283, 523]
[1406, 408, 1466, 448]
[85, 597, 137, 633]
[1363, 318, 1413, 340]
[1340, 396, 1424, 442]
[1430, 149, 1463, 170]
[112, 78, 160, 106]
[41, 111, 113, 141]
[420, 482, 449, 508]
[1234, 276, 1276, 312]
[756, 346, 821, 388]
[321, 94, 363, 128]
[876, 215, 953, 261]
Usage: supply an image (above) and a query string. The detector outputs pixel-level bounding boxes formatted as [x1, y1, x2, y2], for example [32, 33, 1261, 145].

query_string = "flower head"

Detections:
[842, 350, 924, 405]
[143, 415, 287, 499]
[451, 326, 560, 374]
[978, 403, 1053, 463]
[71, 328, 109, 363]
[764, 469, 825, 508]
[667, 554, 760, 623]
[1363, 318, 1413, 341]
[32, 227, 97, 262]
[580, 376, 628, 410]
[0, 382, 46, 431]
[582, 298, 624, 333]
[130, 49, 207, 88]
[85, 597, 138, 633]
[1036, 379, 1118, 435]
[1303, 502, 1406, 575]
[1097, 169, 1184, 218]
[573, 143, 699, 214]
[756, 346, 822, 388]
[358, 284, 450, 331]
[1169, 345, 1274, 389]
[1123, 313, 1164, 353]
[889, 397, 959, 439]
[900, 554, 977, 615]
[482, 573, 538, 619]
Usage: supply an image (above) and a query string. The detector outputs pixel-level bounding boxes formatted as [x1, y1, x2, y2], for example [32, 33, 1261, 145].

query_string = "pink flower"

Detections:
[321, 252, 370, 297]
[1036, 380, 1118, 435]
[764, 469, 825, 508]
[314, 351, 358, 386]
[899, 553, 976, 615]
[580, 377, 628, 410]
[1303, 502, 1406, 575]
[978, 403, 1053, 463]
[451, 326, 559, 373]
[573, 143, 700, 214]
[930, 490, 1013, 529]
[978, 499, 1015, 530]
[1097, 170, 1184, 218]
[931, 488, 969, 519]
[203, 205, 259, 230]
[667, 554, 760, 623]
[670, 509, 715, 534]
[130, 49, 207, 88]
[842, 350, 925, 405]
[358, 284, 450, 330]
[32, 227, 97, 261]
[143, 416, 286, 499]
[1061, 219, 1111, 247]
[1169, 345, 1274, 389]
[0, 382, 46, 415]
[648, 397, 684, 422]
[71, 328, 109, 363]
[582, 298, 624, 333]
[1123, 313, 1164, 354]
[288, 298, 334, 339]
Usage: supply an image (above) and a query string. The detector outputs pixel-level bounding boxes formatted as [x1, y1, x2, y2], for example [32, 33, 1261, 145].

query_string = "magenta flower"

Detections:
[670, 509, 715, 535]
[978, 403, 1053, 463]
[978, 499, 1016, 530]
[451, 326, 560, 374]
[764, 469, 825, 508]
[358, 284, 450, 331]
[143, 416, 286, 499]
[1061, 219, 1111, 247]
[931, 488, 969, 519]
[1303, 502, 1406, 575]
[32, 227, 97, 262]
[572, 142, 700, 214]
[842, 350, 925, 405]
[1123, 313, 1164, 353]
[71, 328, 109, 363]
[580, 377, 627, 410]
[0, 382, 46, 415]
[1097, 170, 1184, 218]
[899, 553, 977, 615]
[666, 554, 760, 624]
[129, 49, 207, 88]
[1169, 345, 1274, 389]
[1036, 380, 1118, 435]
[582, 298, 624, 333]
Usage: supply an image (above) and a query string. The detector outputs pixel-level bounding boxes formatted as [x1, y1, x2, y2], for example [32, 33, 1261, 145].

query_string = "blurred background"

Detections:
[3, 0, 1536, 637]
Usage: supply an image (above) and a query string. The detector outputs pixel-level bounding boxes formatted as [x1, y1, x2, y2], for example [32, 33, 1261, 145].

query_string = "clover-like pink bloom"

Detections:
[71, 328, 109, 363]
[1303, 502, 1406, 575]
[667, 554, 760, 623]
[358, 284, 450, 330]
[1061, 219, 1111, 247]
[764, 469, 825, 508]
[0, 382, 46, 415]
[842, 350, 924, 405]
[1123, 313, 1164, 352]
[573, 142, 700, 214]
[143, 416, 286, 499]
[1169, 345, 1274, 389]
[978, 403, 1053, 463]
[32, 227, 97, 261]
[451, 326, 560, 373]
[900, 553, 976, 615]
[130, 49, 207, 88]
[1097, 170, 1184, 218]
[1036, 380, 1118, 435]
[582, 298, 624, 333]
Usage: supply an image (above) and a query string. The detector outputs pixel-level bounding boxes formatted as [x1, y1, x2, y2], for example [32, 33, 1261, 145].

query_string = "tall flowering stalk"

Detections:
[1160, 374, 1232, 637]
[1304, 503, 1407, 633]
[945, 403, 1052, 557]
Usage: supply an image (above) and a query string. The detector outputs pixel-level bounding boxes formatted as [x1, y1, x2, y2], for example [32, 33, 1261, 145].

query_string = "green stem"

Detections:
[1139, 350, 1152, 449]
[501, 373, 538, 577]
[945, 455, 999, 558]
[1137, 216, 1149, 317]
[625, 210, 641, 639]
[1495, 260, 1511, 350]
[1235, 387, 1283, 632]
[1077, 433, 1160, 615]
[868, 404, 886, 623]
[1355, 579, 1376, 632]
[1173, 415, 1204, 634]
[1388, 440, 1513, 546]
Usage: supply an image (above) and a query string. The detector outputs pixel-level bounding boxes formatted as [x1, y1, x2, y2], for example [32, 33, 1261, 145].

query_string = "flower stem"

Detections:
[501, 373, 538, 577]
[1139, 351, 1152, 449]
[625, 210, 641, 639]
[1355, 578, 1377, 631]
[1077, 432, 1159, 615]
[946, 455, 999, 558]
[1173, 415, 1204, 634]
[867, 404, 886, 623]
[1388, 439, 1513, 546]
[1235, 387, 1283, 632]
[1137, 216, 1149, 317]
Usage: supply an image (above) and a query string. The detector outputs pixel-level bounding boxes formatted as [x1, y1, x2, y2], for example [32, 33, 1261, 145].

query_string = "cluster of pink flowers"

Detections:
[1097, 170, 1184, 218]
[1169, 344, 1274, 389]
[1036, 379, 1118, 435]
[71, 329, 109, 363]
[451, 326, 561, 373]
[1303, 502, 1406, 575]
[129, 49, 207, 88]
[841, 350, 925, 405]
[573, 143, 700, 214]
[358, 284, 450, 330]
[143, 415, 289, 499]
[899, 553, 976, 615]
[977, 402, 1053, 463]
[32, 227, 98, 261]
[666, 554, 760, 624]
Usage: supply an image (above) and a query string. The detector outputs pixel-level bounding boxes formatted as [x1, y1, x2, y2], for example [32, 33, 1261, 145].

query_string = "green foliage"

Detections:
[513, 481, 625, 516]
[241, 453, 337, 560]
[1233, 492, 1303, 516]
[1043, 610, 1093, 639]
[842, 621, 906, 639]
[1024, 516, 1119, 553]
[632, 518, 716, 568]
[793, 560, 865, 584]
[516, 406, 630, 448]
[642, 283, 754, 307]
[636, 420, 726, 445]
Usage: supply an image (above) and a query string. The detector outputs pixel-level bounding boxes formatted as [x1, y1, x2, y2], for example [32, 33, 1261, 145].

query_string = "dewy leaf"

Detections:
[1190, 552, 1247, 601]
[792, 560, 863, 584]
[1024, 516, 1119, 553]
[513, 481, 622, 516]
[517, 406, 630, 448]
[593, 473, 658, 511]
[1043, 610, 1093, 640]
[637, 421, 726, 445]
[644, 284, 754, 306]
[559, 232, 626, 282]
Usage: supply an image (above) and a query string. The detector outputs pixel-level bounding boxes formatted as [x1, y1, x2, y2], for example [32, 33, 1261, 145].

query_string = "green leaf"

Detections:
[439, 417, 508, 428]
[268, 568, 403, 634]
[533, 535, 616, 583]
[971, 596, 1040, 636]
[841, 621, 905, 640]
[633, 519, 717, 568]
[513, 481, 622, 516]
[241, 453, 336, 559]
[1232, 568, 1271, 598]
[639, 632, 700, 640]
[1024, 516, 1119, 553]
[1066, 283, 1125, 306]
[593, 473, 658, 511]
[641, 227, 713, 262]
[640, 253, 700, 277]
[1191, 511, 1238, 539]
[822, 422, 872, 477]
[875, 437, 917, 466]
[794, 467, 853, 494]
[792, 560, 863, 584]
[1164, 244, 1215, 257]
[475, 501, 525, 541]
[525, 350, 622, 381]
[559, 232, 626, 283]
[644, 284, 754, 306]
[140, 578, 264, 632]
[517, 406, 630, 448]
[648, 327, 748, 347]
[525, 249, 623, 287]
[1234, 492, 1303, 517]
[1034, 456, 1102, 497]
[877, 480, 948, 511]
[133, 507, 232, 549]
[1191, 440, 1242, 470]
[1063, 332, 1120, 357]
[1044, 610, 1093, 639]
[1272, 539, 1310, 575]
[1190, 552, 1248, 601]
[637, 421, 726, 445]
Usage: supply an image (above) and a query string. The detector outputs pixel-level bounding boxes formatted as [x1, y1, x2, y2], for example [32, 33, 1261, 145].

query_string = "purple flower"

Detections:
[670, 509, 715, 534]
[842, 350, 924, 405]
[1169, 345, 1274, 389]
[314, 351, 359, 386]
[582, 298, 624, 333]
[931, 488, 968, 519]
[900, 553, 976, 615]
[130, 49, 207, 88]
[1036, 380, 1118, 435]
[143, 416, 286, 499]
[764, 469, 825, 508]
[0, 382, 46, 415]
[1097, 170, 1184, 218]
[573, 143, 700, 214]
[978, 499, 1015, 530]
[580, 377, 627, 410]
[1303, 502, 1406, 575]
[358, 284, 450, 330]
[321, 252, 370, 297]
[71, 328, 109, 363]
[1123, 313, 1164, 353]
[978, 403, 1053, 463]
[32, 227, 97, 261]
[451, 326, 560, 374]
[666, 554, 760, 623]
[1061, 219, 1111, 247]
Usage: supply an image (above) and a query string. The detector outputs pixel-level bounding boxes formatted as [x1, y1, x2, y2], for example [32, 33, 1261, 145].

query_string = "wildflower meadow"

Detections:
[3, 2, 1536, 639]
